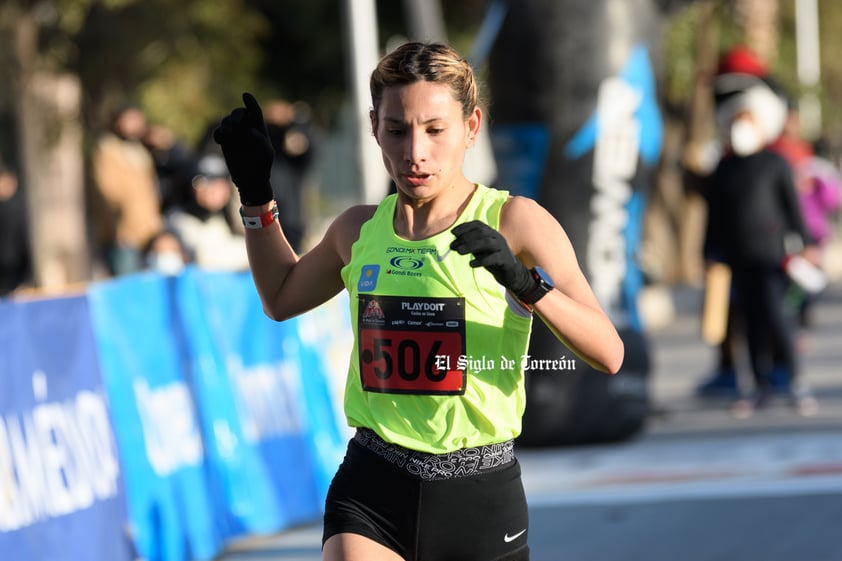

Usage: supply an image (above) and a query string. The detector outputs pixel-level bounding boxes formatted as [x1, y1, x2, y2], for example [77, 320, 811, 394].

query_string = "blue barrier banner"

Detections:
[87, 274, 223, 561]
[0, 295, 133, 561]
[288, 290, 355, 497]
[181, 269, 346, 536]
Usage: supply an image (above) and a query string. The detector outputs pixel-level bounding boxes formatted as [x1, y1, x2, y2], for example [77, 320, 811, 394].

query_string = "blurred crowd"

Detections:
[0, 97, 316, 297]
[91, 99, 316, 279]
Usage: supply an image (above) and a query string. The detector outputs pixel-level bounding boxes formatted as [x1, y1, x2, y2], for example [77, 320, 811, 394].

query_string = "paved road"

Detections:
[219, 282, 842, 561]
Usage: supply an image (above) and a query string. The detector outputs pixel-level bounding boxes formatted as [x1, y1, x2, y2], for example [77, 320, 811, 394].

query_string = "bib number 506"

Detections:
[359, 330, 464, 394]
[362, 337, 447, 381]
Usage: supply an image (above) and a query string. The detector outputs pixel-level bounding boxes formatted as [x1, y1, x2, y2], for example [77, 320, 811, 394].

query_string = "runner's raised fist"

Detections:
[213, 92, 275, 206]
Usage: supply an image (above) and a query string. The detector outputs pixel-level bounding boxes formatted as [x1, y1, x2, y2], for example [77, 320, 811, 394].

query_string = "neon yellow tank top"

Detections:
[340, 184, 533, 453]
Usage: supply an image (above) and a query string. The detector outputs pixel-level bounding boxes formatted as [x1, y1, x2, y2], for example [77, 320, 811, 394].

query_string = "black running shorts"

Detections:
[323, 429, 530, 561]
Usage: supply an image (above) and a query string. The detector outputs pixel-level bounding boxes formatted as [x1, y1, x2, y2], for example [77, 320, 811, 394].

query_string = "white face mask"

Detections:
[149, 252, 185, 275]
[730, 119, 764, 156]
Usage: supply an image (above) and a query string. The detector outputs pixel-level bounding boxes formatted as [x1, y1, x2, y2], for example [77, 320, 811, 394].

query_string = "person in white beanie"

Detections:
[163, 153, 250, 271]
[703, 71, 821, 418]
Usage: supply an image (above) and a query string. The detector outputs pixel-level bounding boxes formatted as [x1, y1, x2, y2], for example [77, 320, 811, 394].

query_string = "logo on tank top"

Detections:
[358, 264, 380, 292]
[384, 245, 443, 278]
[389, 255, 423, 272]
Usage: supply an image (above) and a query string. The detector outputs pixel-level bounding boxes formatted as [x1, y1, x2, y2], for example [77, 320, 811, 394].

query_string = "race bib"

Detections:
[358, 294, 466, 394]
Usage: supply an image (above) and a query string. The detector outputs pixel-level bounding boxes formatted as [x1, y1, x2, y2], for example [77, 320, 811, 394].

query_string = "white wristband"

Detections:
[240, 202, 279, 229]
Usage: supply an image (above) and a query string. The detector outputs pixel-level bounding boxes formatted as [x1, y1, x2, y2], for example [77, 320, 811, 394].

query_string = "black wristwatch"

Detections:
[518, 266, 555, 305]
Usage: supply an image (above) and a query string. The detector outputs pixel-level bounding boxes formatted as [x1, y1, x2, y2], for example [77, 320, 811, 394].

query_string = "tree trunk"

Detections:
[12, 9, 90, 292]
[677, 0, 721, 286]
[735, 0, 780, 66]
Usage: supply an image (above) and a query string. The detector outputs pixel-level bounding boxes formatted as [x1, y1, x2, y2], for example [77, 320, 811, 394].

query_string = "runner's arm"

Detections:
[500, 196, 624, 374]
[243, 204, 373, 320]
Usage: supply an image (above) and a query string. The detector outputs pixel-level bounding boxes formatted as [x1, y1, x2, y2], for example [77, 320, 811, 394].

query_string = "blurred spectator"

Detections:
[769, 104, 842, 333]
[90, 103, 163, 276]
[164, 153, 248, 271]
[799, 156, 842, 248]
[142, 229, 191, 276]
[702, 66, 819, 418]
[0, 163, 32, 296]
[264, 99, 316, 253]
[695, 46, 771, 400]
[768, 101, 813, 168]
[142, 123, 195, 213]
[769, 105, 841, 250]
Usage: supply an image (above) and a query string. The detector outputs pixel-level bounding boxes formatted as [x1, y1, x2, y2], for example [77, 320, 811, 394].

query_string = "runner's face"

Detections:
[373, 81, 477, 200]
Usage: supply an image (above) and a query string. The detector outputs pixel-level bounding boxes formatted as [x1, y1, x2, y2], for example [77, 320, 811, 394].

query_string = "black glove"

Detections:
[450, 220, 533, 298]
[213, 92, 275, 206]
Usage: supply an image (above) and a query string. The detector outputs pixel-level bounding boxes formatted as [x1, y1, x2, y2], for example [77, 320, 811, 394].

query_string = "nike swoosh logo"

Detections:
[504, 529, 526, 543]
[435, 248, 452, 262]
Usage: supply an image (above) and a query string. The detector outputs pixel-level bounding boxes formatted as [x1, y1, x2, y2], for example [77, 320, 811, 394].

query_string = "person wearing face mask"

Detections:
[702, 72, 820, 418]
[729, 112, 764, 156]
[142, 229, 190, 276]
[163, 153, 250, 271]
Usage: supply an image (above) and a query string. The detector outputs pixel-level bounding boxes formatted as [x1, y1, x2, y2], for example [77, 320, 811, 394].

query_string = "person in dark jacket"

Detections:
[703, 76, 820, 418]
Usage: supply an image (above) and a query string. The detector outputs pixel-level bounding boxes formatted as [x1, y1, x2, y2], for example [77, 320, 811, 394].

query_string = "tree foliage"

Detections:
[73, 0, 269, 144]
[0, 0, 490, 148]
[1, 0, 269, 152]
[661, 0, 842, 145]
[3, 1, 841, 153]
